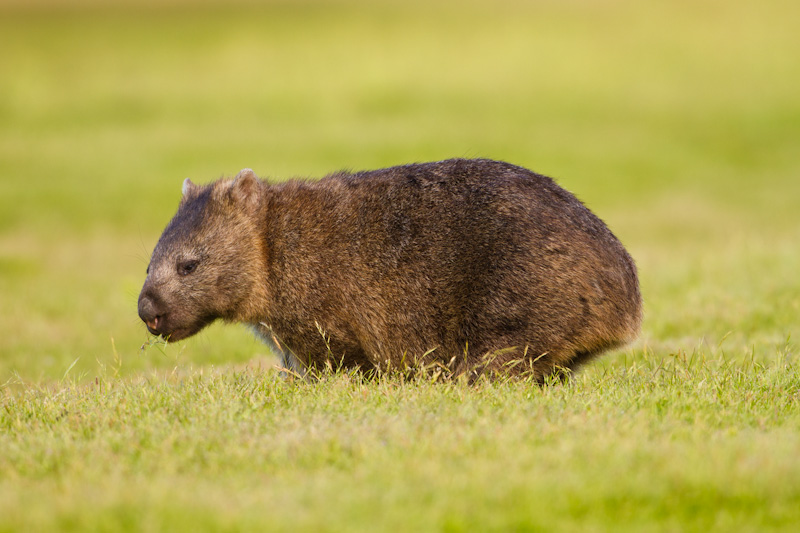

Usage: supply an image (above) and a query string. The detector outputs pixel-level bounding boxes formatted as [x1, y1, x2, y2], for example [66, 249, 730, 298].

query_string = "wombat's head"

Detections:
[138, 169, 266, 342]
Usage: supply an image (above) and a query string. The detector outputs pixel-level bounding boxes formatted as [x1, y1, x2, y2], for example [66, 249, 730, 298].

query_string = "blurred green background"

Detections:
[1, 0, 798, 383]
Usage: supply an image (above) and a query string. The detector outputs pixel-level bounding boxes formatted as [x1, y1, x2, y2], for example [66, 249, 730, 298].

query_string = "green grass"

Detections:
[3, 356, 799, 531]
[1, 0, 799, 530]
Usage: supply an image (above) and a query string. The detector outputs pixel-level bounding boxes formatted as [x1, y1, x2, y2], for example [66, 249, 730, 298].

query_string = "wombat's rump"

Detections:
[138, 158, 641, 381]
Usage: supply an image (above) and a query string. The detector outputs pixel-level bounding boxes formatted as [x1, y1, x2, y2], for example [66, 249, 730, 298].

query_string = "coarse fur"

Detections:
[138, 159, 642, 382]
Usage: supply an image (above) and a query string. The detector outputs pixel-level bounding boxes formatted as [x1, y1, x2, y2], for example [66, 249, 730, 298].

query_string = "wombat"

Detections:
[138, 158, 641, 382]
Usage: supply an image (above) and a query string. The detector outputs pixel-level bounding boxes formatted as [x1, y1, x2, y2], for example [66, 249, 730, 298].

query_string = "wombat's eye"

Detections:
[177, 260, 199, 276]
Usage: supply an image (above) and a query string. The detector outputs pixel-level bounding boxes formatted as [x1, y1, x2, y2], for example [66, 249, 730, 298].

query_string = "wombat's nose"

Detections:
[138, 294, 163, 334]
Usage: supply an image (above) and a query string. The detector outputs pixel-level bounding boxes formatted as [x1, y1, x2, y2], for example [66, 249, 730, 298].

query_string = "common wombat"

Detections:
[138, 158, 641, 381]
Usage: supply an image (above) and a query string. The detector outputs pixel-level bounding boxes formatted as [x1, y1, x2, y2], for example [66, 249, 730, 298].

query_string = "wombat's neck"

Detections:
[241, 181, 304, 326]
[245, 179, 336, 328]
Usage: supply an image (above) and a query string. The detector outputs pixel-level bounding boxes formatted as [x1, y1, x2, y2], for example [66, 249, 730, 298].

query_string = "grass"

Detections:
[1, 0, 799, 530]
[2, 355, 799, 531]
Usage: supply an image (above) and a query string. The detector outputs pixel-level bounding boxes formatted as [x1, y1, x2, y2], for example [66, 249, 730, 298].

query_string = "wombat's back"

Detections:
[258, 158, 641, 380]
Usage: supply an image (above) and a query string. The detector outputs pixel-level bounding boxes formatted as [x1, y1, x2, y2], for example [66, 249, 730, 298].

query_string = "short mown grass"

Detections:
[2, 351, 799, 531]
[1, 0, 799, 530]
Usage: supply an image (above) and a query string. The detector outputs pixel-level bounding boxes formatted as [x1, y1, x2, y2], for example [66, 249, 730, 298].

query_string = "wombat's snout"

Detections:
[138, 292, 164, 336]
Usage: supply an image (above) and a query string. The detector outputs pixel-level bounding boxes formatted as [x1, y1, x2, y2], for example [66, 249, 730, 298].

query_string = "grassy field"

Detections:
[1, 0, 799, 530]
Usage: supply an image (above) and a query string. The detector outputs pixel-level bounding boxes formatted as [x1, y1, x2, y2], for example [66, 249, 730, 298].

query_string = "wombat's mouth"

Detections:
[144, 316, 162, 336]
[147, 326, 190, 343]
[146, 317, 213, 343]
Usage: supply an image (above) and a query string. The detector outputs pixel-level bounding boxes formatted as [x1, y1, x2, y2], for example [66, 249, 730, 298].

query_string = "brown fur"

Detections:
[138, 159, 642, 382]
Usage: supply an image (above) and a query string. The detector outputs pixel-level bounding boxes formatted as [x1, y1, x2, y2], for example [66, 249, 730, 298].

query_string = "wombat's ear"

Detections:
[230, 168, 262, 212]
[182, 178, 197, 198]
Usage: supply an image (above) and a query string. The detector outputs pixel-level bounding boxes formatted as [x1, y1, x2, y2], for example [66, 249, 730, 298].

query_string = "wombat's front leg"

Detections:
[252, 323, 307, 378]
